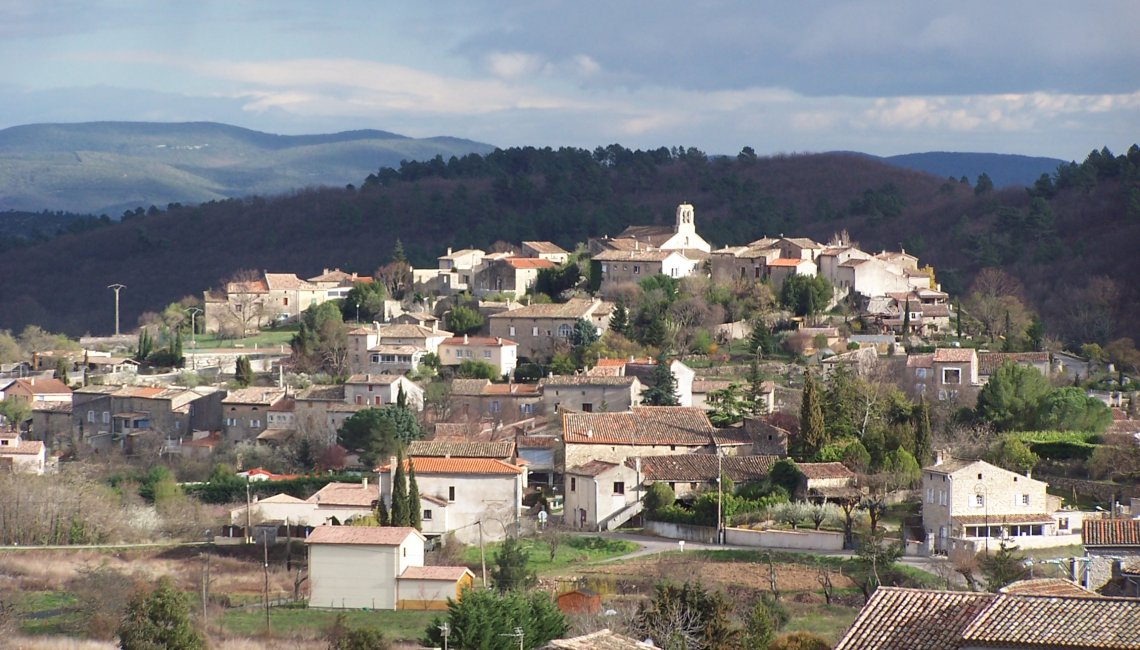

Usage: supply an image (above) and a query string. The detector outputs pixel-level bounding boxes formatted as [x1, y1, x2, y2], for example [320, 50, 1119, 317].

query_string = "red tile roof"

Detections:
[0, 438, 45, 455]
[7, 377, 71, 395]
[766, 258, 810, 267]
[488, 298, 609, 320]
[503, 257, 556, 269]
[562, 407, 717, 446]
[304, 526, 420, 546]
[631, 454, 779, 482]
[482, 383, 541, 396]
[978, 351, 1051, 376]
[834, 587, 995, 650]
[376, 457, 524, 475]
[798, 462, 856, 480]
[932, 348, 975, 363]
[264, 273, 318, 291]
[1083, 519, 1140, 547]
[567, 460, 620, 477]
[400, 566, 473, 581]
[522, 241, 569, 255]
[907, 353, 934, 369]
[961, 593, 1140, 648]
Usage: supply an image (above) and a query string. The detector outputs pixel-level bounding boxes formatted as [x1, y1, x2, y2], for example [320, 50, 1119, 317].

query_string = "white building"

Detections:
[0, 431, 47, 474]
[437, 335, 519, 377]
[344, 374, 425, 411]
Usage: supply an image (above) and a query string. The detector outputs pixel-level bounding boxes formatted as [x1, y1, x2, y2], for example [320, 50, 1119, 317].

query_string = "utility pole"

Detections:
[438, 622, 450, 650]
[246, 480, 253, 544]
[107, 284, 126, 336]
[185, 307, 202, 348]
[263, 533, 271, 634]
[478, 520, 487, 588]
[716, 448, 724, 545]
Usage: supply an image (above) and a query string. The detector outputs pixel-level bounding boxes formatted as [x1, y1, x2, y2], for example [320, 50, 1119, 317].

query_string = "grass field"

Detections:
[783, 602, 861, 640]
[192, 327, 297, 350]
[461, 535, 638, 574]
[219, 606, 438, 642]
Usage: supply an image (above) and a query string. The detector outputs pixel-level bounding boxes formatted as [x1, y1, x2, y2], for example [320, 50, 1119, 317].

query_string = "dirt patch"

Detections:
[575, 555, 855, 594]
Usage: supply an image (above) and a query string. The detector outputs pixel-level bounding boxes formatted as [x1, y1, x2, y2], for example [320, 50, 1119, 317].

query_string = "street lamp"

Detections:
[716, 448, 724, 545]
[185, 307, 202, 348]
[108, 284, 126, 336]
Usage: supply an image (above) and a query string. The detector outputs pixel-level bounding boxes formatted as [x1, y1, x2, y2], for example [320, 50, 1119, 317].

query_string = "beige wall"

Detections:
[543, 383, 639, 415]
[563, 441, 708, 474]
[382, 472, 523, 544]
[564, 465, 639, 529]
[438, 342, 518, 377]
[309, 544, 399, 610]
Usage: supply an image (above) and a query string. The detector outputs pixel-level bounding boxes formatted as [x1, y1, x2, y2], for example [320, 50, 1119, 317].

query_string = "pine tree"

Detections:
[749, 318, 773, 356]
[642, 355, 680, 406]
[746, 359, 767, 414]
[798, 371, 827, 459]
[407, 460, 422, 531]
[491, 536, 537, 594]
[610, 302, 629, 337]
[391, 452, 410, 527]
[392, 239, 407, 265]
[913, 396, 933, 467]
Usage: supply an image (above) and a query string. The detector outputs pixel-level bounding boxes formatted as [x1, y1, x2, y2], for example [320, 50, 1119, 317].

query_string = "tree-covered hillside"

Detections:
[0, 144, 1136, 348]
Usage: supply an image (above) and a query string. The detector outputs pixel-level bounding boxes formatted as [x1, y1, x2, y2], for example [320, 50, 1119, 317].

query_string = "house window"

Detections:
[250, 419, 261, 427]
[423, 510, 433, 521]
[509, 326, 516, 336]
[570, 477, 576, 492]
[368, 385, 373, 392]
[633, 265, 641, 275]
[926, 488, 933, 503]
[355, 395, 363, 405]
[942, 368, 961, 384]
[483, 350, 492, 359]
[1021, 494, 1030, 506]
[915, 368, 928, 379]
[532, 326, 539, 336]
[974, 494, 984, 508]
[1058, 517, 1069, 530]
[939, 490, 947, 506]
[558, 324, 572, 338]
[490, 400, 501, 413]
[372, 354, 380, 363]
[102, 411, 110, 424]
[448, 486, 456, 502]
[520, 403, 534, 415]
[613, 482, 625, 495]
[581, 403, 593, 413]
[87, 410, 95, 423]
[225, 418, 238, 426]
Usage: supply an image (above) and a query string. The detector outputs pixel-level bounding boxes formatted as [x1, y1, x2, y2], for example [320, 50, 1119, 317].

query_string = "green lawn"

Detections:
[16, 591, 80, 636]
[191, 327, 297, 349]
[462, 535, 638, 575]
[783, 601, 860, 642]
[220, 606, 438, 641]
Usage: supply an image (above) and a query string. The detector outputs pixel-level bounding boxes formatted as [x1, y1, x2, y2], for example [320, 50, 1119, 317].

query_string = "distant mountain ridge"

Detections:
[880, 151, 1068, 188]
[0, 121, 496, 215]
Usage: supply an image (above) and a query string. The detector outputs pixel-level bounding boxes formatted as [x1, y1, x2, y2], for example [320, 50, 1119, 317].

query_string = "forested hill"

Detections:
[0, 121, 495, 215]
[0, 144, 1137, 348]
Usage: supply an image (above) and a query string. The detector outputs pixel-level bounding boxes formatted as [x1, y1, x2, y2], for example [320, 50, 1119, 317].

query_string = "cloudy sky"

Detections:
[1, 1, 1136, 159]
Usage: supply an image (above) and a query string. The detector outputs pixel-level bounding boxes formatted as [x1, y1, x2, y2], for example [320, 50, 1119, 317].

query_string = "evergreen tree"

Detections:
[642, 355, 680, 406]
[913, 396, 933, 467]
[748, 318, 773, 356]
[234, 355, 254, 387]
[491, 536, 537, 594]
[54, 357, 70, 386]
[407, 460, 422, 531]
[956, 300, 963, 338]
[981, 539, 1029, 591]
[135, 329, 152, 362]
[424, 588, 566, 649]
[171, 329, 183, 366]
[610, 301, 629, 337]
[392, 238, 408, 265]
[798, 371, 827, 459]
[376, 498, 390, 526]
[391, 452, 410, 526]
[397, 383, 407, 409]
[902, 298, 911, 334]
[746, 359, 768, 413]
[117, 576, 205, 650]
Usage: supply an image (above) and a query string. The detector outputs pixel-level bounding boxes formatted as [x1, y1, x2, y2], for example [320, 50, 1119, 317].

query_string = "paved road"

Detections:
[0, 541, 210, 551]
[585, 530, 962, 585]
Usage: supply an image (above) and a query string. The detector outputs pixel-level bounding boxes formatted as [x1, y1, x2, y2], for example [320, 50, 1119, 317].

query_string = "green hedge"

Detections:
[1005, 431, 1101, 461]
[183, 473, 365, 504]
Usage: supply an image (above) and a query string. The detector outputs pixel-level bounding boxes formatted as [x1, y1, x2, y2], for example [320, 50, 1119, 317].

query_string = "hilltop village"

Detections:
[2, 203, 1138, 649]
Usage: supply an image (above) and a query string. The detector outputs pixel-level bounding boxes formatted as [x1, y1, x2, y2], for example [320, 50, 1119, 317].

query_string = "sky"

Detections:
[1, 1, 1137, 160]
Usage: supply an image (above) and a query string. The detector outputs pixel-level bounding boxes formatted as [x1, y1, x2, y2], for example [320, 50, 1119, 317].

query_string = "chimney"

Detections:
[496, 337, 502, 345]
[323, 268, 329, 275]
[362, 477, 368, 490]
[447, 247, 453, 256]
[463, 333, 469, 344]
[933, 449, 945, 466]
[389, 456, 398, 491]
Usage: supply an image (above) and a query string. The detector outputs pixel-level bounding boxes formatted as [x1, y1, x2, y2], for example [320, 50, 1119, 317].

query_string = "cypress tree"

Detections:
[643, 355, 680, 406]
[234, 355, 254, 387]
[798, 370, 827, 459]
[407, 461, 422, 531]
[913, 396, 933, 467]
[397, 383, 407, 409]
[54, 357, 70, 386]
[376, 498, 390, 526]
[391, 451, 410, 527]
[610, 302, 629, 337]
[172, 329, 184, 366]
[902, 298, 911, 334]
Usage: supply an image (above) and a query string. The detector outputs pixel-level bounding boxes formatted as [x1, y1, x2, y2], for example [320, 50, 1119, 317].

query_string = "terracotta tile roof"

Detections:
[438, 248, 484, 260]
[710, 428, 754, 446]
[502, 257, 556, 269]
[766, 258, 810, 267]
[258, 493, 306, 504]
[919, 303, 952, 318]
[540, 375, 638, 387]
[8, 377, 71, 395]
[932, 348, 975, 363]
[263, 273, 319, 291]
[617, 224, 675, 242]
[306, 268, 363, 283]
[222, 387, 286, 405]
[268, 397, 295, 412]
[450, 379, 491, 396]
[1000, 578, 1100, 598]
[256, 428, 295, 442]
[368, 344, 425, 354]
[0, 439, 45, 455]
[631, 454, 779, 482]
[304, 525, 420, 546]
[344, 374, 402, 385]
[400, 566, 473, 581]
[378, 324, 452, 338]
[1106, 419, 1140, 435]
[954, 513, 1055, 525]
[834, 587, 995, 650]
[562, 407, 717, 446]
[978, 351, 1051, 376]
[907, 353, 934, 369]
[799, 462, 856, 480]
[31, 402, 72, 413]
[781, 237, 822, 248]
[517, 435, 559, 449]
[488, 298, 609, 320]
[440, 336, 517, 347]
[307, 482, 378, 507]
[295, 385, 345, 402]
[376, 457, 524, 475]
[691, 379, 734, 394]
[226, 279, 268, 294]
[406, 440, 515, 458]
[593, 249, 676, 262]
[567, 460, 620, 477]
[961, 593, 1140, 648]
[1083, 519, 1140, 547]
[522, 241, 569, 255]
[747, 237, 779, 248]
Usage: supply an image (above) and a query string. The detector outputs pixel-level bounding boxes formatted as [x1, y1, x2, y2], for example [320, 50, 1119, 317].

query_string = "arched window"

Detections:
[558, 323, 573, 338]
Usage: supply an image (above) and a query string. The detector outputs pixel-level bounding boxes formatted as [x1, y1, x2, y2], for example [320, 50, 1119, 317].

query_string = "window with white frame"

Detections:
[1021, 494, 1030, 505]
[423, 509, 433, 521]
[974, 494, 984, 507]
[250, 419, 261, 427]
[926, 488, 934, 503]
[225, 418, 238, 426]
[509, 326, 516, 336]
[942, 368, 961, 384]
[532, 326, 539, 336]
[558, 324, 572, 338]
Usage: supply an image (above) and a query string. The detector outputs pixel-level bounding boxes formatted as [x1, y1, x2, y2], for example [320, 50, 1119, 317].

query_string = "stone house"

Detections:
[347, 322, 452, 375]
[378, 456, 526, 544]
[1082, 518, 1140, 592]
[774, 237, 824, 261]
[540, 375, 642, 414]
[473, 257, 555, 297]
[833, 257, 912, 301]
[487, 298, 612, 361]
[922, 455, 1065, 555]
[593, 249, 703, 295]
[977, 352, 1053, 384]
[0, 377, 71, 406]
[437, 335, 519, 377]
[30, 402, 72, 447]
[708, 244, 781, 285]
[221, 387, 287, 444]
[344, 374, 424, 411]
[293, 385, 362, 444]
[448, 379, 542, 424]
[560, 407, 726, 474]
[521, 241, 570, 264]
[0, 430, 47, 474]
[765, 257, 818, 292]
[204, 271, 328, 334]
[73, 385, 223, 448]
[633, 453, 780, 500]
